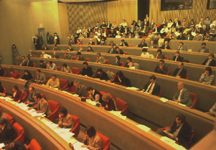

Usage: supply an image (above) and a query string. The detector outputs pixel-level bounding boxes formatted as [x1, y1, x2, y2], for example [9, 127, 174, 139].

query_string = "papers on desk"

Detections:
[126, 87, 139, 91]
[17, 103, 29, 111]
[72, 94, 79, 97]
[178, 103, 186, 107]
[108, 111, 127, 120]
[67, 138, 77, 144]
[73, 141, 88, 150]
[129, 66, 135, 69]
[160, 97, 169, 103]
[0, 143, 5, 148]
[136, 124, 151, 132]
[86, 99, 97, 105]
[30, 112, 44, 117]
[160, 136, 186, 150]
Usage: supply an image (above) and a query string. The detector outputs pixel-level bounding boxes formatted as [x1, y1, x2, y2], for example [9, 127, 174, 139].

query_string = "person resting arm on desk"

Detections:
[113, 56, 121, 66]
[100, 93, 115, 111]
[11, 85, 22, 101]
[46, 75, 60, 89]
[112, 71, 131, 87]
[58, 107, 73, 128]
[207, 103, 216, 116]
[199, 67, 214, 85]
[21, 70, 33, 81]
[86, 87, 103, 103]
[0, 82, 6, 97]
[3, 141, 26, 150]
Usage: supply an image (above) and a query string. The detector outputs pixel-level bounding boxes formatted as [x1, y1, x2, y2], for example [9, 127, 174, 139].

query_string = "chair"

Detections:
[105, 59, 110, 64]
[59, 79, 69, 90]
[97, 132, 111, 150]
[33, 55, 37, 57]
[10, 70, 19, 78]
[45, 76, 50, 84]
[20, 90, 28, 103]
[13, 122, 25, 143]
[85, 58, 90, 62]
[3, 71, 7, 77]
[3, 87, 7, 96]
[56, 66, 62, 71]
[164, 55, 169, 60]
[156, 24, 161, 27]
[71, 56, 77, 60]
[190, 92, 197, 108]
[18, 73, 22, 78]
[185, 74, 189, 79]
[47, 100, 60, 121]
[70, 115, 80, 137]
[124, 52, 128, 55]
[115, 98, 128, 116]
[166, 67, 170, 75]
[26, 139, 42, 150]
[129, 45, 133, 47]
[65, 85, 76, 94]
[111, 74, 116, 82]
[5, 113, 14, 124]
[71, 67, 80, 74]
[158, 88, 162, 97]
[120, 62, 124, 67]
[33, 63, 36, 67]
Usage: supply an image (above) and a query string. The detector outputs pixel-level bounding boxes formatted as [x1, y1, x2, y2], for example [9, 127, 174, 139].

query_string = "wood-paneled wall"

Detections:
[58, 3, 70, 38]
[150, 0, 216, 24]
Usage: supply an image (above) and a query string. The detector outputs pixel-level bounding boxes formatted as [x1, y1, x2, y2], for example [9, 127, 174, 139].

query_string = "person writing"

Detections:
[58, 107, 73, 128]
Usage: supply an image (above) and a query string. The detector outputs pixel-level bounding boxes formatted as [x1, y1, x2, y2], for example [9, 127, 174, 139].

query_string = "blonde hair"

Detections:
[102, 93, 111, 101]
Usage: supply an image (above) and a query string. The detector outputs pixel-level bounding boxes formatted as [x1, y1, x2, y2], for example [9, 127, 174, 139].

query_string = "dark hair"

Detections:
[86, 126, 96, 138]
[26, 56, 30, 60]
[127, 57, 132, 62]
[59, 107, 68, 117]
[179, 42, 184, 45]
[201, 42, 206, 46]
[24, 70, 31, 75]
[116, 56, 120, 61]
[86, 86, 93, 91]
[62, 63, 67, 67]
[121, 39, 125, 42]
[150, 75, 156, 80]
[88, 46, 93, 51]
[176, 114, 186, 123]
[34, 93, 41, 99]
[142, 48, 147, 52]
[0, 118, 7, 125]
[40, 60, 44, 63]
[49, 61, 53, 65]
[175, 51, 180, 54]
[37, 69, 41, 72]
[209, 53, 214, 58]
[157, 49, 162, 54]
[30, 87, 35, 91]
[21, 56, 25, 58]
[12, 44, 16, 48]
[97, 52, 101, 56]
[116, 71, 124, 78]
[169, 19, 172, 22]
[115, 46, 119, 49]
[97, 68, 103, 72]
[13, 85, 18, 91]
[52, 75, 57, 78]
[205, 67, 212, 75]
[83, 62, 88, 65]
[180, 62, 184, 66]
[77, 52, 81, 55]
[159, 59, 164, 63]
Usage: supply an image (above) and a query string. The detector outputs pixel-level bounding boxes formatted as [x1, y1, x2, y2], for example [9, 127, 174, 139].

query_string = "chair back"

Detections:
[85, 58, 91, 62]
[185, 129, 195, 149]
[26, 139, 42, 150]
[115, 98, 128, 116]
[47, 100, 60, 121]
[3, 71, 7, 77]
[120, 62, 124, 67]
[124, 52, 128, 55]
[105, 59, 110, 64]
[5, 113, 14, 124]
[34, 55, 37, 57]
[13, 122, 25, 143]
[190, 92, 197, 108]
[71, 67, 80, 74]
[56, 66, 62, 71]
[158, 88, 162, 97]
[71, 56, 77, 60]
[59, 79, 69, 90]
[3, 87, 7, 94]
[70, 115, 80, 137]
[164, 55, 169, 60]
[128, 45, 133, 47]
[97, 132, 110, 150]
[166, 67, 170, 75]
[185, 74, 189, 79]
[33, 63, 36, 67]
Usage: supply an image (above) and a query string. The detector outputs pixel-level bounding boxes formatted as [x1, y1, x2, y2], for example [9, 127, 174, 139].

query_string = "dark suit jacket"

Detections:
[154, 64, 168, 74]
[173, 56, 184, 62]
[107, 48, 116, 54]
[138, 42, 147, 47]
[88, 42, 95, 45]
[173, 21, 181, 27]
[177, 35, 185, 40]
[94, 71, 109, 80]
[170, 121, 192, 146]
[119, 42, 129, 47]
[81, 67, 93, 77]
[172, 68, 187, 78]
[0, 122, 17, 144]
[113, 76, 131, 87]
[160, 45, 170, 49]
[202, 58, 216, 66]
[12, 90, 22, 101]
[26, 60, 33, 67]
[144, 81, 160, 96]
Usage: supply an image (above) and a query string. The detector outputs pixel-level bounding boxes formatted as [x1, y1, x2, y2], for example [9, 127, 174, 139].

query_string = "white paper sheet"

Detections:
[136, 124, 151, 132]
[126, 87, 139, 90]
[0, 143, 5, 148]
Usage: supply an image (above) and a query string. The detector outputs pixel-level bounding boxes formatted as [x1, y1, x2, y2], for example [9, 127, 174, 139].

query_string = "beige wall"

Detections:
[0, 0, 61, 65]
[58, 3, 70, 38]
[149, 0, 216, 24]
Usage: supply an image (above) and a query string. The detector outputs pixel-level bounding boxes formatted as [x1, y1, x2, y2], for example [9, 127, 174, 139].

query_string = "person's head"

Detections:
[200, 17, 204, 21]
[83, 62, 88, 68]
[150, 75, 156, 83]
[21, 56, 25, 61]
[96, 68, 103, 75]
[115, 56, 120, 62]
[88, 46, 92, 51]
[208, 53, 214, 60]
[64, 52, 68, 56]
[205, 67, 212, 75]
[62, 63, 67, 68]
[175, 114, 186, 124]
[187, 33, 191, 37]
[58, 107, 68, 118]
[12, 85, 18, 92]
[54, 32, 57, 36]
[34, 93, 42, 102]
[24, 70, 30, 75]
[85, 126, 96, 138]
[142, 39, 145, 43]
[175, 51, 180, 57]
[73, 80, 81, 88]
[178, 62, 184, 69]
[0, 118, 7, 130]
[157, 49, 162, 55]
[77, 52, 81, 56]
[159, 59, 164, 66]
[179, 42, 183, 47]
[51, 75, 57, 81]
[39, 60, 44, 65]
[177, 82, 184, 91]
[86, 86, 94, 95]
[102, 93, 111, 102]
[142, 48, 147, 54]
[206, 32, 210, 36]
[150, 40, 154, 45]
[12, 44, 16, 49]
[115, 46, 119, 51]
[121, 39, 125, 43]
[127, 57, 132, 63]
[29, 86, 35, 94]
[116, 71, 124, 79]
[97, 52, 101, 58]
[201, 42, 206, 48]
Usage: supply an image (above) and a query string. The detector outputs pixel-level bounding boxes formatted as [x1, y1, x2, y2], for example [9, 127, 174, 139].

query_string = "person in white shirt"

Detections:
[40, 51, 52, 58]
[76, 27, 82, 35]
[115, 32, 121, 38]
[160, 24, 168, 36]
[46, 61, 57, 70]
[120, 19, 127, 27]
[140, 48, 150, 58]
[167, 19, 173, 29]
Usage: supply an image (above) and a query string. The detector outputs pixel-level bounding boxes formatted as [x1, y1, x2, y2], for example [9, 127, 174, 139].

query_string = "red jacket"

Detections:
[10, 70, 19, 78]
[12, 90, 22, 101]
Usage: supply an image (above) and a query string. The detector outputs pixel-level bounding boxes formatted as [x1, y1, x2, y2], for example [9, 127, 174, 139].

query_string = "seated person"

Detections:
[46, 75, 60, 89]
[203, 32, 213, 41]
[140, 48, 150, 58]
[73, 80, 89, 97]
[113, 56, 121, 66]
[100, 38, 107, 45]
[108, 41, 116, 46]
[198, 42, 209, 53]
[124, 57, 133, 68]
[81, 62, 93, 77]
[63, 52, 71, 60]
[101, 93, 115, 111]
[185, 33, 193, 40]
[107, 45, 116, 54]
[82, 126, 102, 150]
[52, 52, 59, 59]
[160, 41, 170, 50]
[142, 75, 160, 96]
[26, 86, 37, 106]
[177, 32, 185, 40]
[88, 39, 95, 45]
[193, 32, 203, 41]
[112, 71, 131, 87]
[78, 46, 84, 52]
[173, 51, 183, 62]
[25, 56, 33, 67]
[93, 68, 109, 80]
[202, 53, 216, 66]
[115, 47, 124, 54]
[67, 44, 73, 51]
[21, 70, 33, 80]
[39, 60, 46, 68]
[155, 49, 165, 59]
[87, 46, 94, 52]
[157, 114, 192, 147]
[61, 64, 71, 73]
[173, 82, 192, 106]
[207, 103, 216, 116]
[28, 93, 51, 116]
[0, 118, 17, 144]
[19, 56, 26, 66]
[68, 38, 74, 45]
[42, 44, 49, 50]
[119, 39, 128, 47]
[77, 52, 85, 61]
[137, 39, 147, 47]
[115, 32, 122, 38]
[86, 86, 103, 103]
[3, 141, 26, 150]
[58, 107, 73, 128]
[172, 62, 187, 78]
[35, 69, 46, 84]
[96, 53, 106, 64]
[10, 68, 19, 78]
[0, 82, 6, 97]
[154, 59, 168, 74]
[199, 67, 214, 85]
[46, 61, 57, 70]
[0, 67, 4, 76]
[177, 42, 187, 51]
[148, 40, 157, 48]
[12, 85, 22, 101]
[40, 51, 52, 58]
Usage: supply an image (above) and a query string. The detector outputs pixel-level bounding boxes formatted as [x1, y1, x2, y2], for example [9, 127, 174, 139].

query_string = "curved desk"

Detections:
[1, 66, 214, 144]
[0, 77, 175, 150]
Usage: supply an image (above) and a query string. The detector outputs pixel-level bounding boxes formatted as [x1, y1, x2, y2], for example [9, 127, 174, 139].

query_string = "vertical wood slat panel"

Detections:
[58, 3, 70, 38]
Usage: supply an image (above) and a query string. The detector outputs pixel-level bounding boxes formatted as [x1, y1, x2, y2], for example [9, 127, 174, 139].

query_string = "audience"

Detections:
[81, 62, 93, 77]
[112, 71, 131, 87]
[47, 61, 57, 70]
[12, 44, 20, 65]
[148, 40, 157, 48]
[107, 45, 116, 54]
[20, 56, 26, 66]
[101, 93, 115, 111]
[119, 39, 128, 47]
[154, 59, 168, 74]
[96, 53, 106, 64]
[124, 57, 133, 68]
[39, 60, 46, 68]
[155, 49, 165, 59]
[73, 80, 88, 97]
[137, 39, 147, 47]
[173, 51, 184, 62]
[22, 70, 33, 80]
[202, 53, 216, 66]
[86, 86, 103, 103]
[26, 86, 37, 107]
[177, 42, 187, 51]
[87, 46, 94, 52]
[198, 42, 209, 53]
[113, 56, 121, 66]
[140, 48, 150, 58]
[115, 46, 124, 54]
[199, 67, 214, 85]
[46, 75, 60, 89]
[142, 75, 160, 96]
[58, 107, 73, 128]
[63, 52, 71, 60]
[0, 82, 6, 97]
[12, 85, 22, 101]
[94, 68, 109, 80]
[61, 64, 71, 73]
[172, 62, 187, 78]
[160, 41, 170, 49]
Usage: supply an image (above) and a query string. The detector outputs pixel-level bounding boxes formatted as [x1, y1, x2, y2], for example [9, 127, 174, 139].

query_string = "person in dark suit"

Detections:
[39, 60, 46, 68]
[173, 51, 184, 62]
[107, 45, 116, 54]
[154, 59, 168, 74]
[172, 62, 187, 78]
[173, 18, 181, 28]
[4, 141, 26, 150]
[115, 47, 124, 54]
[142, 75, 160, 96]
[34, 35, 40, 50]
[86, 86, 103, 103]
[22, 70, 33, 80]
[0, 118, 17, 144]
[25, 56, 33, 67]
[137, 39, 147, 47]
[177, 42, 187, 51]
[88, 39, 95, 45]
[160, 41, 170, 49]
[119, 39, 129, 47]
[198, 42, 209, 53]
[73, 80, 89, 97]
[185, 33, 193, 40]
[81, 62, 93, 77]
[177, 32, 185, 40]
[202, 53, 216, 66]
[112, 71, 131, 87]
[155, 49, 165, 59]
[42, 44, 49, 50]
[94, 68, 108, 80]
[157, 114, 192, 147]
[77, 52, 85, 61]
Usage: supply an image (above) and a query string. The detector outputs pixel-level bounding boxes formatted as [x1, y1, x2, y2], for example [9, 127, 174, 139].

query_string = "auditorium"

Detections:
[0, 0, 216, 149]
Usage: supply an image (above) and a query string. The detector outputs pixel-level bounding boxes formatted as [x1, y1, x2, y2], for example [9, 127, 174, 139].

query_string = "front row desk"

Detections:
[1, 66, 215, 148]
